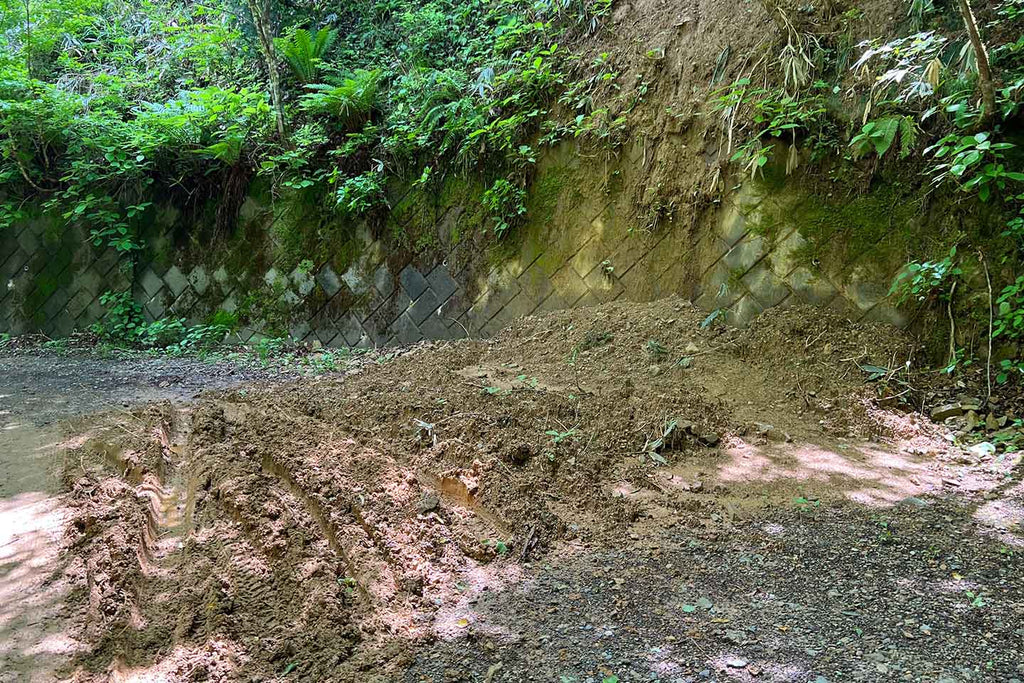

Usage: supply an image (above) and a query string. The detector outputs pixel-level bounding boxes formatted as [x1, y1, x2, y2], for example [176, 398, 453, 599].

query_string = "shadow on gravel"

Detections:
[401, 486, 1024, 682]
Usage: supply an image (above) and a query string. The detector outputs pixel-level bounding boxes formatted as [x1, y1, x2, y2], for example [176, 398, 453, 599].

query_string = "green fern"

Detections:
[300, 69, 380, 128]
[850, 115, 919, 161]
[276, 27, 339, 84]
[197, 136, 243, 164]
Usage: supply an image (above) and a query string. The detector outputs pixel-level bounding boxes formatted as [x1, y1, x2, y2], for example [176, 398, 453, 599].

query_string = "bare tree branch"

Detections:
[956, 0, 997, 125]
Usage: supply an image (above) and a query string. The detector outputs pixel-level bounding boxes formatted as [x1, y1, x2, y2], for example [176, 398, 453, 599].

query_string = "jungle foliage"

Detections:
[0, 0, 621, 249]
[713, 0, 1024, 382]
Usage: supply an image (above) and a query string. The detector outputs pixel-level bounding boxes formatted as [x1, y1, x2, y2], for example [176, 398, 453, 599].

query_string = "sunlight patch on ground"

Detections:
[431, 561, 527, 642]
[668, 436, 946, 507]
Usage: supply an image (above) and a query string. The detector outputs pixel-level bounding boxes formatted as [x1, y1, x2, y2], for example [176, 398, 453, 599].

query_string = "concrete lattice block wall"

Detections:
[0, 169, 909, 342]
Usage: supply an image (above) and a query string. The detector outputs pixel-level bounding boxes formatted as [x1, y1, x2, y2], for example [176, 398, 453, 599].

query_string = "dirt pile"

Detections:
[57, 297, 980, 680]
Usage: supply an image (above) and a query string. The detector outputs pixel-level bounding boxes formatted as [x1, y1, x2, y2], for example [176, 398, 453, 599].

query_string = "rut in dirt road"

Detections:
[0, 351, 300, 682]
[46, 300, 1024, 681]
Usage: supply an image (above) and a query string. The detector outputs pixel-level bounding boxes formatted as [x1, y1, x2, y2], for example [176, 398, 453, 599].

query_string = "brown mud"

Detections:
[15, 298, 1024, 681]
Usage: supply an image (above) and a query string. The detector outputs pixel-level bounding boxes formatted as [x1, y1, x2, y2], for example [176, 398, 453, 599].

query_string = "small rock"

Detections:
[969, 441, 996, 458]
[699, 433, 720, 447]
[930, 403, 963, 421]
[960, 398, 982, 412]
[986, 413, 1000, 431]
[484, 663, 503, 683]
[648, 364, 663, 377]
[416, 492, 440, 514]
[726, 657, 748, 668]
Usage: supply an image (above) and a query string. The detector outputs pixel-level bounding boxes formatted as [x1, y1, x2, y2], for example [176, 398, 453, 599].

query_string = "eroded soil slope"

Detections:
[56, 298, 1024, 681]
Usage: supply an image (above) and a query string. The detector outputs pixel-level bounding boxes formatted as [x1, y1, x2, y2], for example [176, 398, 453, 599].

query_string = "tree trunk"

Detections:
[956, 0, 997, 125]
[246, 0, 287, 139]
[24, 0, 31, 78]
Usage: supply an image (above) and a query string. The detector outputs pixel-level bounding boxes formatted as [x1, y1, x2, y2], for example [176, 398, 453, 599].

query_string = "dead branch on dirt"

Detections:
[981, 250, 993, 399]
[947, 280, 958, 368]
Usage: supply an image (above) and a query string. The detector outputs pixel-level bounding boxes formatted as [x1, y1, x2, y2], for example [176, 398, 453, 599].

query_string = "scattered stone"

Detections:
[416, 492, 440, 514]
[986, 413, 1000, 431]
[959, 398, 982, 412]
[969, 442, 996, 458]
[699, 433, 720, 447]
[726, 657, 749, 668]
[930, 404, 963, 421]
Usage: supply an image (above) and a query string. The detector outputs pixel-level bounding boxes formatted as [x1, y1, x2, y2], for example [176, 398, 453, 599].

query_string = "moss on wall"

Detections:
[20, 244, 75, 326]
[753, 174, 922, 283]
[526, 162, 583, 231]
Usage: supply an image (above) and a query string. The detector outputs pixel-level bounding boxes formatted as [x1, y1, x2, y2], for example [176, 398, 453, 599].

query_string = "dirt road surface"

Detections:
[3, 301, 1024, 682]
[0, 353, 289, 682]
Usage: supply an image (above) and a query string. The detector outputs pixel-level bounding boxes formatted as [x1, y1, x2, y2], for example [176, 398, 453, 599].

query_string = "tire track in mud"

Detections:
[210, 401, 424, 629]
[97, 414, 187, 573]
[79, 404, 370, 678]
[221, 398, 515, 592]
[68, 395, 529, 677]
[257, 451, 374, 603]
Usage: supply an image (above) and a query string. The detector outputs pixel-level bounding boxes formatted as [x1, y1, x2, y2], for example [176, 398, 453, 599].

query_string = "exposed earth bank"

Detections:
[4, 298, 1024, 682]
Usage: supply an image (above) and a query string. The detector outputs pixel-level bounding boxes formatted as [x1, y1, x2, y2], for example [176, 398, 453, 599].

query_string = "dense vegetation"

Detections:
[0, 0, 624, 252]
[709, 0, 1024, 382]
[1, 0, 1023, 382]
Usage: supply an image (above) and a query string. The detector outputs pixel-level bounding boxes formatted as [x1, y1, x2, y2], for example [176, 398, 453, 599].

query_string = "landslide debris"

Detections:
[59, 297, 982, 680]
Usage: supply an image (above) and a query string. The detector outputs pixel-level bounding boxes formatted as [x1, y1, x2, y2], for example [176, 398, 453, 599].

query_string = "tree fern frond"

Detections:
[276, 27, 339, 84]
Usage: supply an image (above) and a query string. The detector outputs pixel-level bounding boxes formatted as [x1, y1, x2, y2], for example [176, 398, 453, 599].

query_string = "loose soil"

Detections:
[0, 353, 303, 682]
[6, 298, 1024, 682]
